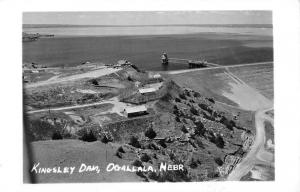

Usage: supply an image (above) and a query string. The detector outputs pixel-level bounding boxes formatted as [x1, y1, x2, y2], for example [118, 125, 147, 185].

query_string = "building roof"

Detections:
[138, 87, 157, 94]
[153, 73, 162, 78]
[125, 105, 147, 114]
[117, 60, 127, 65]
[117, 60, 131, 65]
[148, 72, 162, 79]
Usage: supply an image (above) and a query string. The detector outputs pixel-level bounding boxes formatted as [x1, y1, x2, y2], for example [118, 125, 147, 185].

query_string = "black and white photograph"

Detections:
[22, 11, 274, 183]
[0, 0, 300, 191]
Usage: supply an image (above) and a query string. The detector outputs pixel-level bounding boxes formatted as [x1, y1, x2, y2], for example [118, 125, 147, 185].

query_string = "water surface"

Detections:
[23, 26, 273, 71]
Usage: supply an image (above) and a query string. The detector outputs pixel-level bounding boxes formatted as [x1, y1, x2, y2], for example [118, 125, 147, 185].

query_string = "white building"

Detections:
[124, 105, 148, 118]
[148, 72, 162, 79]
[134, 81, 141, 87]
[138, 87, 157, 95]
[153, 73, 162, 79]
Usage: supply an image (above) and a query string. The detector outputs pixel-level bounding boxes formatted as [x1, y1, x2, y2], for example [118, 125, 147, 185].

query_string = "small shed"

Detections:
[138, 87, 157, 95]
[153, 73, 162, 79]
[124, 105, 148, 118]
[117, 59, 131, 66]
[148, 72, 163, 83]
[134, 81, 141, 87]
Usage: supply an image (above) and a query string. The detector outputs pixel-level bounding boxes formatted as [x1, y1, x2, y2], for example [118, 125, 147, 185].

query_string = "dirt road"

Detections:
[27, 97, 132, 116]
[164, 61, 273, 75]
[25, 67, 121, 88]
[166, 61, 273, 180]
[227, 107, 273, 180]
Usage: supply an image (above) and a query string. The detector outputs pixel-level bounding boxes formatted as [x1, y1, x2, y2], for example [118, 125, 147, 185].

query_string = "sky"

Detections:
[23, 11, 272, 25]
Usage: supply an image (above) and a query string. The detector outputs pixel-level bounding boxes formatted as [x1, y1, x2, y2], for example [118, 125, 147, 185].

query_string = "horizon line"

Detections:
[23, 23, 273, 28]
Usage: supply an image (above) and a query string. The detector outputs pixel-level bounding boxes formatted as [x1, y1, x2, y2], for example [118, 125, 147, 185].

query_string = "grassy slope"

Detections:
[26, 140, 142, 183]
[229, 64, 274, 100]
[167, 68, 239, 106]
[168, 63, 273, 108]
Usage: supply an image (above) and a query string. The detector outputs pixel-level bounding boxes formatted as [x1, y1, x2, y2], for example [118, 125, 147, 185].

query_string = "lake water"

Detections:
[23, 26, 272, 37]
[23, 26, 273, 71]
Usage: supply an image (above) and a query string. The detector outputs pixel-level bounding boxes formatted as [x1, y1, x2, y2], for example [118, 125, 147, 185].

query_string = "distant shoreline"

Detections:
[21, 31, 273, 39]
[23, 24, 273, 29]
[22, 24, 273, 38]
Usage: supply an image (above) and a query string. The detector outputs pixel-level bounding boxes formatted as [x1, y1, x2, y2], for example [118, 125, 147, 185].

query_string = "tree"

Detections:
[193, 92, 201, 97]
[208, 98, 215, 104]
[179, 93, 187, 100]
[220, 116, 234, 130]
[129, 136, 141, 148]
[181, 125, 189, 133]
[145, 128, 157, 139]
[173, 105, 179, 115]
[198, 103, 207, 110]
[175, 97, 181, 102]
[52, 131, 62, 140]
[117, 146, 125, 153]
[91, 79, 99, 86]
[173, 105, 178, 111]
[215, 135, 225, 148]
[80, 130, 97, 142]
[194, 121, 205, 136]
[158, 139, 167, 148]
[185, 90, 191, 97]
[140, 153, 151, 162]
[132, 159, 143, 167]
[190, 106, 199, 116]
[189, 158, 198, 169]
[214, 157, 224, 166]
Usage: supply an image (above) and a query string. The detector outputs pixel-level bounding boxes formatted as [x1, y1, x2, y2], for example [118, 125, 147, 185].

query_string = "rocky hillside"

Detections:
[101, 80, 255, 181]
[24, 67, 255, 182]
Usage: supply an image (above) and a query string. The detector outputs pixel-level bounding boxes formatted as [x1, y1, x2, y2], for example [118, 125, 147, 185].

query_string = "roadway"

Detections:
[26, 97, 131, 116]
[163, 61, 273, 75]
[27, 99, 115, 114]
[227, 107, 274, 180]
[25, 67, 121, 88]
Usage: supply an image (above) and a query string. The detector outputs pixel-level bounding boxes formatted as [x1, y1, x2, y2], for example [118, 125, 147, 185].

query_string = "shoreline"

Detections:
[22, 30, 273, 39]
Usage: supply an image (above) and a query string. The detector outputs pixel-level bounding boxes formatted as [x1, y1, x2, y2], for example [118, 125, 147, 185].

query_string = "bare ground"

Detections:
[25, 67, 121, 88]
[25, 140, 142, 183]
